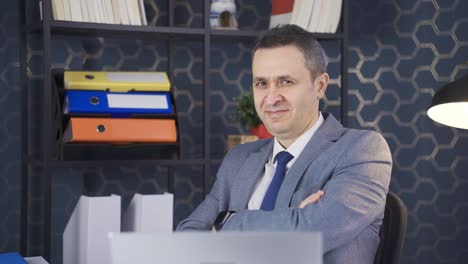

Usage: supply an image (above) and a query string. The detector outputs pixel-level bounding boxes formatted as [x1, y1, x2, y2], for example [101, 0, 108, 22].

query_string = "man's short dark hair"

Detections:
[253, 24, 328, 79]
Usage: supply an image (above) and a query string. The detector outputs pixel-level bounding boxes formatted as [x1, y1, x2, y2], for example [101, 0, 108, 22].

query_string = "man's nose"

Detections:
[264, 88, 282, 106]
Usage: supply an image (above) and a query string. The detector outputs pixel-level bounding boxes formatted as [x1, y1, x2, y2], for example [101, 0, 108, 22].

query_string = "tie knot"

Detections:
[275, 151, 294, 166]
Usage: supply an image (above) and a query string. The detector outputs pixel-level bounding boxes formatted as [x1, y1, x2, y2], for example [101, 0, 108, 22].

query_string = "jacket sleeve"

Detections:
[175, 147, 240, 231]
[221, 131, 392, 253]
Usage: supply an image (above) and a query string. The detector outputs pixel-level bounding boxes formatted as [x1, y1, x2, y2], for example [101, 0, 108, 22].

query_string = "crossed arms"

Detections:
[177, 131, 392, 253]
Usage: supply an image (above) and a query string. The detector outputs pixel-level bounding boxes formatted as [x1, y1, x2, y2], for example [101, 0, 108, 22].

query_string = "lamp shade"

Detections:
[427, 73, 468, 129]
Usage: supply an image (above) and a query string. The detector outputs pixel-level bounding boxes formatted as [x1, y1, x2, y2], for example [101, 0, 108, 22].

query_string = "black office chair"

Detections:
[373, 192, 407, 264]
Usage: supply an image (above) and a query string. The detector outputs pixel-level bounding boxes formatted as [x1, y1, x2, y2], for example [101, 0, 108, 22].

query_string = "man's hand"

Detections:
[299, 190, 325, 209]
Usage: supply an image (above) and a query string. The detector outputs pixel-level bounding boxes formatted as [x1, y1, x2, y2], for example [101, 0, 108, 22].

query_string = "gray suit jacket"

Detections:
[177, 112, 392, 264]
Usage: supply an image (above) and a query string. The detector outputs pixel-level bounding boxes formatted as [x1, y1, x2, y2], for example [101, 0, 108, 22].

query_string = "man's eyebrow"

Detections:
[253, 77, 266, 82]
[253, 75, 294, 81]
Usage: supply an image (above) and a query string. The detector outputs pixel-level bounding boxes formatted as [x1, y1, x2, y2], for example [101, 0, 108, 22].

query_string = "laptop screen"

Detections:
[109, 232, 322, 264]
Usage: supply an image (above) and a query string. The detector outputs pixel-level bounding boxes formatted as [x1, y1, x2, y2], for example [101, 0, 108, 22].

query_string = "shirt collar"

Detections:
[271, 112, 324, 164]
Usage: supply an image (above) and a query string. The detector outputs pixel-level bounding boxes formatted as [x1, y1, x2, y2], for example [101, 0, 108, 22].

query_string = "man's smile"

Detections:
[265, 109, 290, 120]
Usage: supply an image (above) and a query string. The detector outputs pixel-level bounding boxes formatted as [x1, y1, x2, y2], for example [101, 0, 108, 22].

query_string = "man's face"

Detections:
[252, 45, 328, 143]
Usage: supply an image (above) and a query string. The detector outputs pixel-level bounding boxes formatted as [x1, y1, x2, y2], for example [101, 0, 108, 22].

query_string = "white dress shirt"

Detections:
[248, 112, 325, 210]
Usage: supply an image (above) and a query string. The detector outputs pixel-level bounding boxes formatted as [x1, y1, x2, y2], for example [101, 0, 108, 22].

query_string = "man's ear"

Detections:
[315, 73, 329, 99]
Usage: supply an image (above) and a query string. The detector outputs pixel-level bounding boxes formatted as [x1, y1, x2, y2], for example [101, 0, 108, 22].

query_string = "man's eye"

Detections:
[255, 81, 266, 87]
[281, 80, 293, 85]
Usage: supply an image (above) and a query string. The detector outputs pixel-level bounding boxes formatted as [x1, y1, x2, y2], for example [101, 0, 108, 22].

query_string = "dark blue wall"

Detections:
[0, 0, 21, 253]
[1, 0, 467, 263]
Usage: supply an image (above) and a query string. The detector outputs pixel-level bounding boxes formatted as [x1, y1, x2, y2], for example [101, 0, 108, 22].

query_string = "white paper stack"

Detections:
[122, 193, 174, 233]
[25, 256, 49, 264]
[63, 195, 121, 264]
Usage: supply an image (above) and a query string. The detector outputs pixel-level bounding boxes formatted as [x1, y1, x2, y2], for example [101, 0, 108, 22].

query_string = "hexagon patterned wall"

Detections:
[0, 0, 467, 264]
[348, 0, 468, 263]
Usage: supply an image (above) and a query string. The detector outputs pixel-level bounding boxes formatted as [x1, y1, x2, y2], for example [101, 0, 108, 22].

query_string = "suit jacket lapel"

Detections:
[275, 113, 345, 208]
[230, 140, 273, 210]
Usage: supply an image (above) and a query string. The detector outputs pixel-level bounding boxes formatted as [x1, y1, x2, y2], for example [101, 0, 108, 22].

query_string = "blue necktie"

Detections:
[260, 151, 294, 211]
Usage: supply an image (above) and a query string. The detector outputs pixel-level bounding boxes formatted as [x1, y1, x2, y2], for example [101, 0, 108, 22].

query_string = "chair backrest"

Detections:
[373, 192, 407, 264]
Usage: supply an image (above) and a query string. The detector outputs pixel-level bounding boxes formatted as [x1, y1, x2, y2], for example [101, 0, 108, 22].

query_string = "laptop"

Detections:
[109, 232, 322, 264]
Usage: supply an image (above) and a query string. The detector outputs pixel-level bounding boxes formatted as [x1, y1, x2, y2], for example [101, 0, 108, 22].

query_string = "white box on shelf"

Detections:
[122, 193, 174, 233]
[63, 194, 121, 264]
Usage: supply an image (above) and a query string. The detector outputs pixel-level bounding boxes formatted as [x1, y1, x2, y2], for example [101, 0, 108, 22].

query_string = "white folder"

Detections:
[122, 193, 174, 233]
[63, 195, 121, 264]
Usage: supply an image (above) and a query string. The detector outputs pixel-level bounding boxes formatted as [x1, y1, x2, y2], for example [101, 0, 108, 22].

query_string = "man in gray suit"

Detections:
[177, 25, 392, 264]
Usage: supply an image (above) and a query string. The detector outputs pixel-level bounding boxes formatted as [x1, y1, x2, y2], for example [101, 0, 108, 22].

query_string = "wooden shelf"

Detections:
[48, 158, 209, 167]
[210, 28, 264, 39]
[29, 21, 206, 39]
[210, 28, 343, 40]
[28, 21, 344, 41]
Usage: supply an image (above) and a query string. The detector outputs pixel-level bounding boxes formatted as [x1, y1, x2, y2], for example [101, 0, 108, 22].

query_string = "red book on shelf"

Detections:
[269, 0, 295, 28]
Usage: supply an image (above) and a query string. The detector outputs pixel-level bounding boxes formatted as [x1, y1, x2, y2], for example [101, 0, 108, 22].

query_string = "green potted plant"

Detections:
[233, 92, 272, 139]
